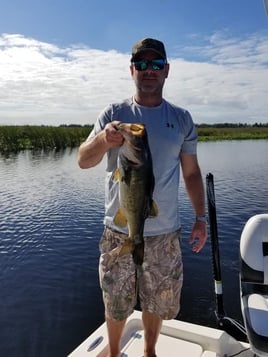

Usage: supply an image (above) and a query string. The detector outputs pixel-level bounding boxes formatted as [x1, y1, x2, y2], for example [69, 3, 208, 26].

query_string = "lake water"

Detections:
[0, 140, 268, 357]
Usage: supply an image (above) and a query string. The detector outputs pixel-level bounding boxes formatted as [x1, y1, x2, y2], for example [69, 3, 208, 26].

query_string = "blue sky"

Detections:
[0, 0, 268, 125]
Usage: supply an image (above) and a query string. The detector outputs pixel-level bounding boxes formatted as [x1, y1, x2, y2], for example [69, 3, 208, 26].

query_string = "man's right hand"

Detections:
[103, 121, 124, 149]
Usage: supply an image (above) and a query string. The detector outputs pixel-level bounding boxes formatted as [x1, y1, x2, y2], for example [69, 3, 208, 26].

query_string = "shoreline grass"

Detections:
[0, 125, 93, 154]
[0, 124, 268, 154]
[197, 126, 268, 142]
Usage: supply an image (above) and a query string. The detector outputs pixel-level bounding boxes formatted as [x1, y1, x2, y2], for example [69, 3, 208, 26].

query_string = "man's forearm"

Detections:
[77, 121, 124, 169]
[77, 131, 108, 169]
[185, 171, 206, 216]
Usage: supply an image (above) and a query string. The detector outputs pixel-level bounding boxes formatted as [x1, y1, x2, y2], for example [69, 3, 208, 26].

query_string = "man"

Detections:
[78, 38, 207, 357]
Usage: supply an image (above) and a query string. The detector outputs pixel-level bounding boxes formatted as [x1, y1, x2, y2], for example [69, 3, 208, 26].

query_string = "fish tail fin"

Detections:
[132, 241, 144, 265]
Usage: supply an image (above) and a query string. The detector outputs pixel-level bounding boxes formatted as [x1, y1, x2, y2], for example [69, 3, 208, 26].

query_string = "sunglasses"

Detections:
[132, 59, 167, 71]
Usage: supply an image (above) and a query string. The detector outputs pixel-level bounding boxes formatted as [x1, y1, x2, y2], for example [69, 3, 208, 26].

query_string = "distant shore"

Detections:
[0, 124, 267, 153]
[197, 124, 268, 142]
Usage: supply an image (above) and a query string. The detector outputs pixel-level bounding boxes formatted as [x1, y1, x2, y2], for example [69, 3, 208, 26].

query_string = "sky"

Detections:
[0, 0, 268, 126]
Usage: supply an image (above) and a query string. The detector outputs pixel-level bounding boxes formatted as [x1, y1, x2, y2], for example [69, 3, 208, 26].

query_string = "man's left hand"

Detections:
[189, 221, 208, 253]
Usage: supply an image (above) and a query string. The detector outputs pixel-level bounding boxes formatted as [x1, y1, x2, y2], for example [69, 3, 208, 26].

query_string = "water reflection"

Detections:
[0, 140, 268, 357]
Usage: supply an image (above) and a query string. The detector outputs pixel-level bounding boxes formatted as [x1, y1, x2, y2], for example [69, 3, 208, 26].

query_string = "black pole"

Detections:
[206, 173, 247, 339]
[206, 173, 225, 321]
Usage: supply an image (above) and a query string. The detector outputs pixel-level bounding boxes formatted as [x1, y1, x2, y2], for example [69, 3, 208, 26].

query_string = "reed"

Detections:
[0, 125, 268, 153]
[0, 125, 92, 154]
[197, 126, 268, 141]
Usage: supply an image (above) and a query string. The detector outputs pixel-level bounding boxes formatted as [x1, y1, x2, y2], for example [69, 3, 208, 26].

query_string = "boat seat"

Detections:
[240, 214, 268, 357]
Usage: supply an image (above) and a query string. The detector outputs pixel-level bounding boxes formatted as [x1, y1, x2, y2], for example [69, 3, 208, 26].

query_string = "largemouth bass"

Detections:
[113, 123, 158, 265]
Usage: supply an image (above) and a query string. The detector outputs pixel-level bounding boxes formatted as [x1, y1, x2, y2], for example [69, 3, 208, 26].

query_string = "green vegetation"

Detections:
[197, 123, 268, 142]
[0, 125, 93, 154]
[0, 123, 267, 154]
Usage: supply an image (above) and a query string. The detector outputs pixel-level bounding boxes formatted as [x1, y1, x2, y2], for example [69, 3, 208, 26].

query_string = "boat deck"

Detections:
[68, 311, 254, 357]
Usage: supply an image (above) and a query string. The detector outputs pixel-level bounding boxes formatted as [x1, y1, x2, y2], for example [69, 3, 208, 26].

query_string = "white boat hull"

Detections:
[68, 310, 253, 357]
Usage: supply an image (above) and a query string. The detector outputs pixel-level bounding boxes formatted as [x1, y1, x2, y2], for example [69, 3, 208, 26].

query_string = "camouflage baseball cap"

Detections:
[131, 38, 167, 61]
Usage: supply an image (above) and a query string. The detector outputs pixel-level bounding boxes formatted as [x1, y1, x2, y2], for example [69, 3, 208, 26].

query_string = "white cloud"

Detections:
[0, 32, 267, 125]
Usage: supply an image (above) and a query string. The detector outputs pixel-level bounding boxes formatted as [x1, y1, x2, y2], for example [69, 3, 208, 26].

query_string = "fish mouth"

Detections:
[115, 123, 145, 137]
[130, 123, 145, 136]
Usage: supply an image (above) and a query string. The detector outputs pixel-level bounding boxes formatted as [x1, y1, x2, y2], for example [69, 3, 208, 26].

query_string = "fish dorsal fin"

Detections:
[148, 200, 158, 218]
[114, 207, 127, 227]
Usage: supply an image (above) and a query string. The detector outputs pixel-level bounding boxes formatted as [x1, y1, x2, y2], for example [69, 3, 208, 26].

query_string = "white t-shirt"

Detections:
[88, 97, 197, 236]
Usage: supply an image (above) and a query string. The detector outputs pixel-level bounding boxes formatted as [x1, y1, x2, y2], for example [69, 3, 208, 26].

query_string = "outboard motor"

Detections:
[240, 214, 268, 356]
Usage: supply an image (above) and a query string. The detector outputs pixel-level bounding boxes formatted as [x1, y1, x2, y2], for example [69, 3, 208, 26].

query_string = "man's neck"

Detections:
[134, 94, 163, 107]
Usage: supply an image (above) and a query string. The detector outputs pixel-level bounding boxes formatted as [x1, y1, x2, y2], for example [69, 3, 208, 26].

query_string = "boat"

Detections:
[68, 309, 252, 357]
[68, 174, 268, 357]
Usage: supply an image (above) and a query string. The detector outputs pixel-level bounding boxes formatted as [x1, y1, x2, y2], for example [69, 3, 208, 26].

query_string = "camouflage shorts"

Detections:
[99, 227, 183, 321]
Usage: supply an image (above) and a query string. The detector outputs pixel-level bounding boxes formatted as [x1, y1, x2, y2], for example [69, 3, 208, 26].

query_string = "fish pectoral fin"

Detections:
[119, 240, 134, 256]
[113, 207, 127, 227]
[148, 200, 158, 217]
[112, 168, 120, 182]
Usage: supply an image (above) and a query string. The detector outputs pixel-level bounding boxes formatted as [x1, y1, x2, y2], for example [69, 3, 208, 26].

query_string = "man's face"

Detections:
[130, 51, 169, 96]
